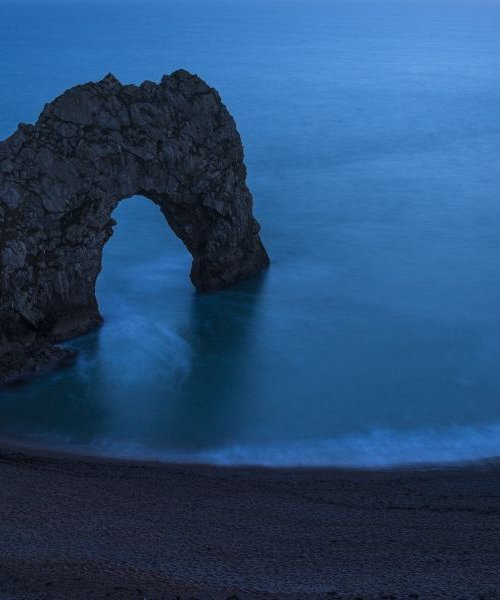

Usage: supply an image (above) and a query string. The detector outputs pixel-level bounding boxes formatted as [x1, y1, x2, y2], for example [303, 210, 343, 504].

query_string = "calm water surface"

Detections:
[1, 0, 500, 466]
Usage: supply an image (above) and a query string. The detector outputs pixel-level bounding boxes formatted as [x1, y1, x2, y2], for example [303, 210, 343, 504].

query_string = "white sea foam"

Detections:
[64, 422, 500, 468]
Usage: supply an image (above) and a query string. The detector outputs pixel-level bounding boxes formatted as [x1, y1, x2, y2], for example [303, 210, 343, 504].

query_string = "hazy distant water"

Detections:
[1, 0, 500, 466]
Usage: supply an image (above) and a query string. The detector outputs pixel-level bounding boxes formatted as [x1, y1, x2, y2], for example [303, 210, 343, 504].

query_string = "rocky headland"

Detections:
[0, 71, 269, 384]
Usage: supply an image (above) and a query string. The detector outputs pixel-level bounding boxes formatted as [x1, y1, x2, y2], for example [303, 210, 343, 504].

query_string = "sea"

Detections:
[1, 0, 500, 467]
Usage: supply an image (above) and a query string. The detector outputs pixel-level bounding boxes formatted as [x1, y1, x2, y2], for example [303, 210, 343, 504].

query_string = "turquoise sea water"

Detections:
[1, 0, 500, 466]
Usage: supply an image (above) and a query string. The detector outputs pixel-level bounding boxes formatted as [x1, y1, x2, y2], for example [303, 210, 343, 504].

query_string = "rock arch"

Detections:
[0, 70, 269, 383]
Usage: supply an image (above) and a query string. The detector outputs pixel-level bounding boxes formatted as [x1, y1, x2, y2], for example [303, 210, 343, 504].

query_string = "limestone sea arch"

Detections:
[0, 70, 269, 384]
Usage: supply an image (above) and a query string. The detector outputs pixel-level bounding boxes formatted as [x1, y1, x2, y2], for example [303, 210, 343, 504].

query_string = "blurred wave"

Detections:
[27, 422, 500, 468]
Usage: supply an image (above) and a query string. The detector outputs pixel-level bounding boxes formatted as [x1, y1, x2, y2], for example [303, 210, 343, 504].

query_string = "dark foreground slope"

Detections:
[0, 445, 499, 599]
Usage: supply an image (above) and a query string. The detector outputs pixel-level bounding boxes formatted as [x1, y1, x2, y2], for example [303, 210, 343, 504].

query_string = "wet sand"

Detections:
[0, 443, 499, 599]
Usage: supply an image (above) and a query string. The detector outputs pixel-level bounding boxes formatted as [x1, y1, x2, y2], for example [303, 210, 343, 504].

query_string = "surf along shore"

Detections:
[0, 440, 499, 599]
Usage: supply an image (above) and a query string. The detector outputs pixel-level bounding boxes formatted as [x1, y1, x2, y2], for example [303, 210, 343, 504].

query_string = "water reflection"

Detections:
[0, 333, 107, 443]
[156, 275, 268, 450]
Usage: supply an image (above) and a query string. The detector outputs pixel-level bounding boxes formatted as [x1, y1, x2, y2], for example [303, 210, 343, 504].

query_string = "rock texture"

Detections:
[0, 71, 269, 384]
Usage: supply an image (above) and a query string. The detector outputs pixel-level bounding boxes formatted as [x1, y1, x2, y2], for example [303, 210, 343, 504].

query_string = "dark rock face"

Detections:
[0, 70, 269, 384]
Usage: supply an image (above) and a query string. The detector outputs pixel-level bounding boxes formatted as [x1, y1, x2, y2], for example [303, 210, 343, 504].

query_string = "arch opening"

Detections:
[97, 194, 192, 319]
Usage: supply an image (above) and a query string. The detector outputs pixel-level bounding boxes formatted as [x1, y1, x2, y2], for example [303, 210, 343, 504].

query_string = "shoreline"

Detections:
[2, 430, 500, 472]
[3, 432, 500, 471]
[1, 440, 500, 599]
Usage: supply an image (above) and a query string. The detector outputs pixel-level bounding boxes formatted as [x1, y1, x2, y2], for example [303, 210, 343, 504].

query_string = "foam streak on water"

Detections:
[25, 423, 500, 469]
